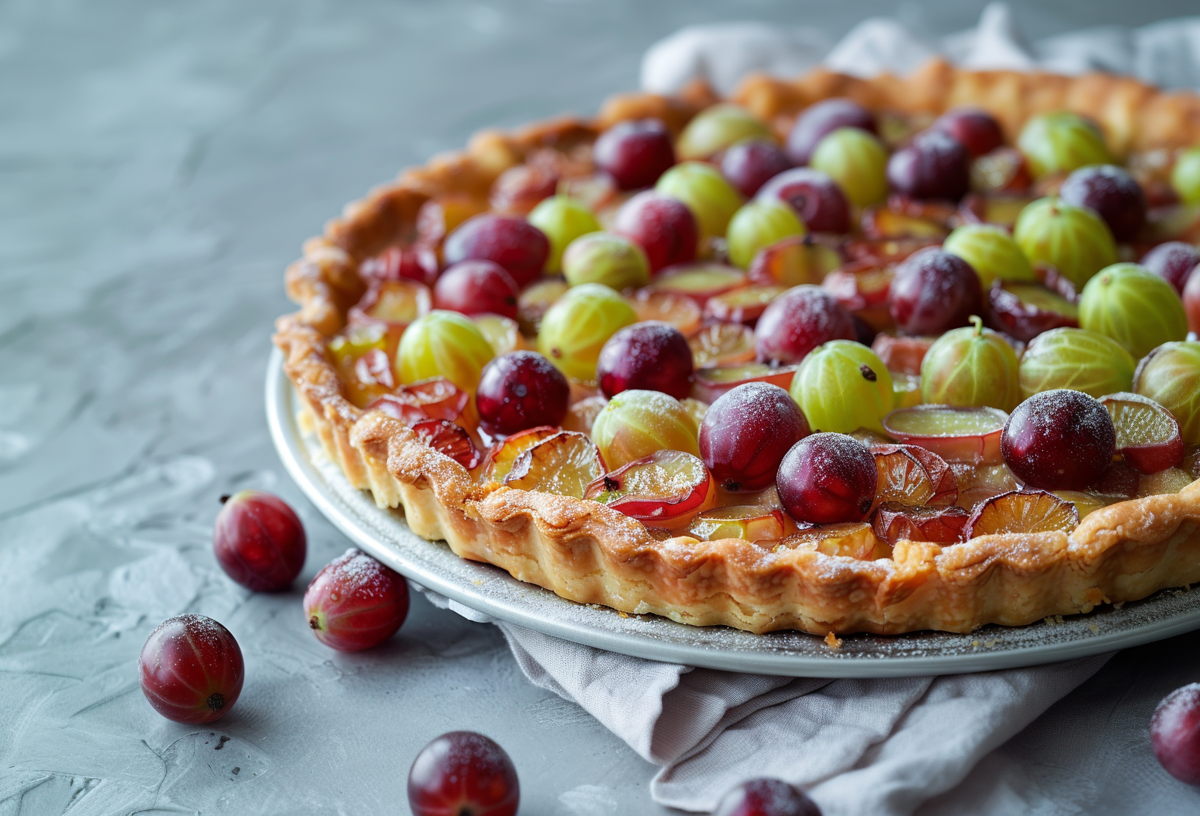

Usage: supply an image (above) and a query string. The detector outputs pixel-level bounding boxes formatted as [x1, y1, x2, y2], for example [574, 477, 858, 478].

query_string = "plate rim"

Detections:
[265, 348, 1200, 677]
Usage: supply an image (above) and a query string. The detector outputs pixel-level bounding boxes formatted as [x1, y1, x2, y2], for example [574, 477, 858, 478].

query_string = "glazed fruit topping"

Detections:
[476, 351, 570, 436]
[304, 548, 410, 652]
[613, 191, 699, 273]
[688, 505, 788, 541]
[596, 321, 694, 400]
[139, 614, 244, 724]
[871, 333, 933, 376]
[870, 444, 957, 507]
[213, 491, 307, 592]
[1151, 683, 1200, 785]
[700, 382, 811, 492]
[1000, 389, 1116, 491]
[888, 247, 983, 336]
[883, 404, 1008, 465]
[689, 322, 757, 367]
[585, 450, 714, 528]
[784, 521, 883, 560]
[433, 260, 519, 319]
[886, 130, 970, 202]
[408, 731, 520, 816]
[872, 502, 968, 545]
[755, 285, 856, 365]
[777, 432, 878, 525]
[964, 489, 1080, 537]
[412, 419, 483, 470]
[443, 213, 550, 288]
[360, 244, 439, 286]
[504, 431, 604, 499]
[1100, 392, 1185, 475]
[481, 425, 559, 483]
[712, 777, 822, 816]
[488, 163, 557, 215]
[352, 279, 433, 327]
[368, 378, 469, 425]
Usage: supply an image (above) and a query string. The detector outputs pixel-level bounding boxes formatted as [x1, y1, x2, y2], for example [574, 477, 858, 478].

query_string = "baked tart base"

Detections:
[274, 59, 1200, 635]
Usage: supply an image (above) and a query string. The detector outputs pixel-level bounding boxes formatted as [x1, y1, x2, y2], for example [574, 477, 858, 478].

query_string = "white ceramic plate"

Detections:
[267, 349, 1200, 677]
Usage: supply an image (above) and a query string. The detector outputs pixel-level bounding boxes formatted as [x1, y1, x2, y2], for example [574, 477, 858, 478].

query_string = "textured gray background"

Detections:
[4, 0, 1200, 814]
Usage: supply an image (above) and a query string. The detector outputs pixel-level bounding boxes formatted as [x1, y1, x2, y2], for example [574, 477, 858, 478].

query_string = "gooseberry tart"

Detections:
[275, 59, 1200, 635]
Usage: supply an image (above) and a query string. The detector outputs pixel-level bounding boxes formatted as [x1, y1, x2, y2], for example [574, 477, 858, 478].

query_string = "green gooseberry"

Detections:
[1013, 197, 1117, 289]
[809, 127, 889, 207]
[562, 233, 650, 291]
[655, 161, 744, 238]
[676, 104, 776, 161]
[1018, 327, 1136, 399]
[941, 224, 1035, 289]
[920, 317, 1021, 412]
[1134, 341, 1200, 445]
[537, 283, 637, 381]
[1016, 112, 1113, 178]
[1079, 262, 1188, 359]
[1171, 146, 1200, 206]
[789, 340, 893, 433]
[397, 310, 495, 393]
[591, 389, 700, 469]
[528, 196, 601, 273]
[726, 200, 806, 269]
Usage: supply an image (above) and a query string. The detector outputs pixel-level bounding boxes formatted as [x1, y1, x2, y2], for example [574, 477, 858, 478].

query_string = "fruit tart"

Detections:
[275, 59, 1200, 635]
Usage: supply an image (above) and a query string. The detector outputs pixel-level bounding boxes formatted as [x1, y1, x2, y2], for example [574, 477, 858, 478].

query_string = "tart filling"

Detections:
[276, 60, 1200, 634]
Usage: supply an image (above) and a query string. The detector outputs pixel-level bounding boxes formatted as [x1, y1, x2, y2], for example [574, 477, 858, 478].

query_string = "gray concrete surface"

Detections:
[3, 1, 1200, 813]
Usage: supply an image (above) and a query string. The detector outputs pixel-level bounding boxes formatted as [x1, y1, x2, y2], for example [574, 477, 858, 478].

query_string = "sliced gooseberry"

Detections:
[1101, 392, 1185, 475]
[822, 261, 893, 314]
[481, 426, 560, 484]
[687, 506, 787, 541]
[351, 280, 433, 327]
[688, 322, 757, 368]
[746, 235, 841, 288]
[872, 502, 968, 545]
[367, 378, 469, 425]
[631, 289, 703, 336]
[504, 431, 604, 499]
[692, 362, 798, 404]
[650, 263, 747, 305]
[861, 205, 949, 240]
[335, 348, 396, 408]
[704, 284, 785, 325]
[983, 280, 1079, 344]
[843, 236, 941, 266]
[1053, 490, 1109, 518]
[411, 420, 482, 470]
[871, 444, 957, 506]
[585, 450, 714, 529]
[883, 405, 1008, 465]
[778, 522, 883, 561]
[964, 489, 1080, 537]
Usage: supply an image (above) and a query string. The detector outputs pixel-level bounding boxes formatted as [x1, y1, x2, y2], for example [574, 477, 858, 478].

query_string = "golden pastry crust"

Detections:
[274, 60, 1200, 635]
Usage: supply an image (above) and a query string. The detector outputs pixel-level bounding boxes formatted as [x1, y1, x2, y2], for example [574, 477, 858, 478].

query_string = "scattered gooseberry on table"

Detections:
[1151, 683, 1200, 785]
[777, 432, 878, 525]
[139, 614, 244, 724]
[304, 548, 410, 652]
[212, 490, 307, 592]
[476, 350, 570, 436]
[408, 731, 520, 816]
[596, 321, 694, 400]
[699, 382, 810, 492]
[712, 777, 822, 816]
[1000, 389, 1116, 491]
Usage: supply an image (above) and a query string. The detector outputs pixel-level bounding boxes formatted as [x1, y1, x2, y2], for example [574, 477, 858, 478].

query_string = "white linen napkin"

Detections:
[425, 5, 1200, 813]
